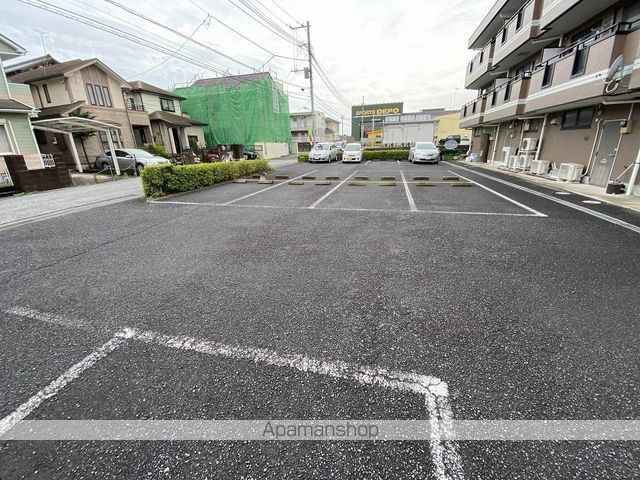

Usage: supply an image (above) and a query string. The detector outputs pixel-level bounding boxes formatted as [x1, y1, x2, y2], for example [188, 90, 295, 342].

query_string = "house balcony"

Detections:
[459, 97, 487, 129]
[469, 0, 529, 49]
[492, 0, 542, 68]
[465, 41, 495, 89]
[126, 103, 146, 112]
[525, 23, 633, 114]
[540, 0, 619, 32]
[483, 74, 531, 123]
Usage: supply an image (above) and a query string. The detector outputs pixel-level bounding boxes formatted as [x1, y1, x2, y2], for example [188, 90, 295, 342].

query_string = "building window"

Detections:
[561, 107, 595, 130]
[516, 9, 524, 31]
[504, 83, 512, 101]
[491, 91, 497, 106]
[501, 28, 507, 44]
[0, 124, 13, 154]
[95, 85, 105, 106]
[469, 62, 473, 73]
[34, 129, 47, 145]
[463, 105, 468, 117]
[42, 84, 52, 104]
[86, 84, 97, 105]
[479, 51, 484, 64]
[102, 86, 113, 107]
[472, 101, 477, 114]
[542, 63, 554, 87]
[473, 127, 482, 138]
[572, 45, 588, 76]
[160, 98, 175, 112]
[523, 119, 539, 133]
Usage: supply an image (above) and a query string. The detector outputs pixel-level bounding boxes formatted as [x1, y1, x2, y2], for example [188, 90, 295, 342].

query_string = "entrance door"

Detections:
[171, 128, 182, 154]
[591, 122, 621, 187]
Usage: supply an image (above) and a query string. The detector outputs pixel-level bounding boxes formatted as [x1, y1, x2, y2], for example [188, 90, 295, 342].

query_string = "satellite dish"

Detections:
[605, 55, 624, 83]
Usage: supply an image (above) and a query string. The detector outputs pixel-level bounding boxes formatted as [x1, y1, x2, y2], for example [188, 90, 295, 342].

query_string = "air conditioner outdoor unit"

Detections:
[530, 159, 550, 175]
[521, 137, 539, 151]
[558, 162, 584, 182]
[514, 153, 534, 170]
[507, 155, 519, 169]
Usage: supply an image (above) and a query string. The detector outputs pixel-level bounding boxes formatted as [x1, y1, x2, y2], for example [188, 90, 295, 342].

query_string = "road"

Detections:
[1, 160, 638, 479]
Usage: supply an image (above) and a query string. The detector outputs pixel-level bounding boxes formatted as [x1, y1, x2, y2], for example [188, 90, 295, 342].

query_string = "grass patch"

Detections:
[141, 160, 272, 198]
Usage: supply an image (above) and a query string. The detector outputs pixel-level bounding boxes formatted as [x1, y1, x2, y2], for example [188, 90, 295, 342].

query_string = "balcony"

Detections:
[465, 41, 495, 89]
[459, 97, 487, 129]
[525, 23, 632, 113]
[126, 103, 146, 112]
[492, 0, 542, 68]
[469, 0, 529, 49]
[540, 0, 619, 32]
[483, 74, 531, 123]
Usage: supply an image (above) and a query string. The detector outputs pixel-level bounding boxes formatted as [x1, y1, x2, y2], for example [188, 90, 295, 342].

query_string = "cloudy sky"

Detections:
[3, 0, 495, 133]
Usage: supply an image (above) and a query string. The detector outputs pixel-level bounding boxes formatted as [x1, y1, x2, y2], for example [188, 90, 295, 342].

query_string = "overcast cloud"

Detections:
[2, 0, 495, 132]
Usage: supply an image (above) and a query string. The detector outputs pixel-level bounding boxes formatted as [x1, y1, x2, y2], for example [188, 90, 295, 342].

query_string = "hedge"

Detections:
[141, 160, 272, 198]
[362, 149, 410, 161]
[298, 153, 309, 162]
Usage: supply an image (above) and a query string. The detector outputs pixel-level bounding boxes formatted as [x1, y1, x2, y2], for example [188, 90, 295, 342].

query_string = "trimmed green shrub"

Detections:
[298, 153, 309, 162]
[141, 159, 272, 198]
[337, 150, 343, 161]
[144, 143, 171, 159]
[362, 149, 410, 161]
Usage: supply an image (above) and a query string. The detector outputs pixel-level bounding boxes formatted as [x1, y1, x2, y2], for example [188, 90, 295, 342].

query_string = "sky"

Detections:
[2, 0, 496, 133]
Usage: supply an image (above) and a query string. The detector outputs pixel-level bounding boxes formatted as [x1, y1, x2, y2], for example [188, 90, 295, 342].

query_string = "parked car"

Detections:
[309, 142, 338, 162]
[244, 149, 259, 159]
[95, 148, 168, 173]
[342, 142, 363, 163]
[409, 142, 441, 164]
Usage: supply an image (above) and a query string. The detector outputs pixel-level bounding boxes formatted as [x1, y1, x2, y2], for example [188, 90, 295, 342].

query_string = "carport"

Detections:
[31, 117, 124, 175]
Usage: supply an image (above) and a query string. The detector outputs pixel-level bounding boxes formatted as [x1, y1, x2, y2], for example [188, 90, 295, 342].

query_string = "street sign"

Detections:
[444, 140, 459, 150]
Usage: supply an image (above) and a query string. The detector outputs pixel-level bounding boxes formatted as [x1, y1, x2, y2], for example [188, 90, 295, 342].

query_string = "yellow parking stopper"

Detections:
[257, 179, 274, 184]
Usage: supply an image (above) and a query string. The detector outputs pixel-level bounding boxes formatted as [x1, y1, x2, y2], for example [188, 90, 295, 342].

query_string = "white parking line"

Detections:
[222, 169, 318, 205]
[448, 170, 547, 217]
[308, 171, 358, 209]
[5, 307, 464, 479]
[0, 331, 131, 437]
[400, 171, 417, 212]
[449, 163, 640, 234]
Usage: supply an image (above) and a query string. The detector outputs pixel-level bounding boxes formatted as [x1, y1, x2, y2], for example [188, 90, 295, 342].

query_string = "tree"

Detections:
[69, 108, 96, 170]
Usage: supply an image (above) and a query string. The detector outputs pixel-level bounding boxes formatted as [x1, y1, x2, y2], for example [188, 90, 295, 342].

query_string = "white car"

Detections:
[309, 143, 338, 162]
[409, 142, 441, 164]
[342, 143, 363, 163]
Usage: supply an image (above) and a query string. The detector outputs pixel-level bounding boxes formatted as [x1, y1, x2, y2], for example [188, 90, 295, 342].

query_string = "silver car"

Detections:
[409, 142, 441, 164]
[95, 148, 168, 173]
[309, 142, 338, 162]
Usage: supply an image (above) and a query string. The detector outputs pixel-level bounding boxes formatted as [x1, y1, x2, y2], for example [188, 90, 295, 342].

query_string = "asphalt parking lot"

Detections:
[1, 159, 639, 479]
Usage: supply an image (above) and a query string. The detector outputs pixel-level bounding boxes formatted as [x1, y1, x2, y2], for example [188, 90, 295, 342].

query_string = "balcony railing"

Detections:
[492, 0, 540, 66]
[540, 0, 619, 31]
[127, 104, 146, 111]
[460, 97, 487, 128]
[23, 153, 56, 170]
[525, 22, 637, 113]
[465, 40, 495, 89]
[483, 73, 531, 122]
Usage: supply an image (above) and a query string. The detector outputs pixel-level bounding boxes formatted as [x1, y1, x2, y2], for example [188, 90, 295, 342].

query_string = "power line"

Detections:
[227, 0, 302, 47]
[270, 0, 303, 27]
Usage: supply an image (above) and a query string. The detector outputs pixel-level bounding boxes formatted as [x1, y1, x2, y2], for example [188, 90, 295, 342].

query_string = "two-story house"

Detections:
[459, 0, 640, 192]
[127, 81, 206, 154]
[290, 111, 328, 152]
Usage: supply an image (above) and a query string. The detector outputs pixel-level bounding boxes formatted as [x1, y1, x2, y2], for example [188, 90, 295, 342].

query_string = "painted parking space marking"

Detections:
[400, 171, 417, 212]
[447, 170, 547, 218]
[308, 171, 358, 209]
[3, 306, 464, 480]
[223, 169, 318, 205]
[449, 162, 640, 234]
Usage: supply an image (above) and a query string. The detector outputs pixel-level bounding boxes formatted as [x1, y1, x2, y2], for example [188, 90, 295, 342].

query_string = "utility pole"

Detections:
[291, 21, 315, 144]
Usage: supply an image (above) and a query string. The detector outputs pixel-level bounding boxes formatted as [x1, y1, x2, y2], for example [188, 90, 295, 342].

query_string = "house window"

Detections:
[572, 45, 588, 76]
[516, 9, 524, 30]
[34, 129, 47, 145]
[102, 86, 112, 107]
[160, 98, 175, 112]
[42, 84, 52, 104]
[542, 63, 554, 87]
[562, 107, 595, 130]
[86, 84, 97, 105]
[504, 83, 512, 101]
[99, 131, 123, 151]
[95, 85, 105, 106]
[0, 124, 13, 154]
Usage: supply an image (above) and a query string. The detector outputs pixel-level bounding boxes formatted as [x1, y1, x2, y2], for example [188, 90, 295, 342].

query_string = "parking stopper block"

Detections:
[275, 175, 289, 179]
[416, 182, 436, 187]
[348, 181, 366, 186]
[233, 179, 248, 184]
[378, 181, 397, 186]
[315, 180, 332, 185]
[257, 179, 274, 184]
[326, 176, 339, 180]
[381, 176, 396, 181]
[302, 176, 316, 180]
[288, 180, 304, 185]
[251, 174, 261, 179]
[442, 176, 460, 181]
[354, 176, 369, 181]
[451, 182, 473, 187]
[413, 176, 430, 181]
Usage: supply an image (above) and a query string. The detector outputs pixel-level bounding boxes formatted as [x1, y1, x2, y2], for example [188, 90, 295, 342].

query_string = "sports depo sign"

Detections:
[352, 102, 403, 118]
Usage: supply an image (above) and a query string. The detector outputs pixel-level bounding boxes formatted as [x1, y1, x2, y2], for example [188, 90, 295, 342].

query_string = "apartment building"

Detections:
[290, 111, 328, 151]
[460, 0, 640, 191]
